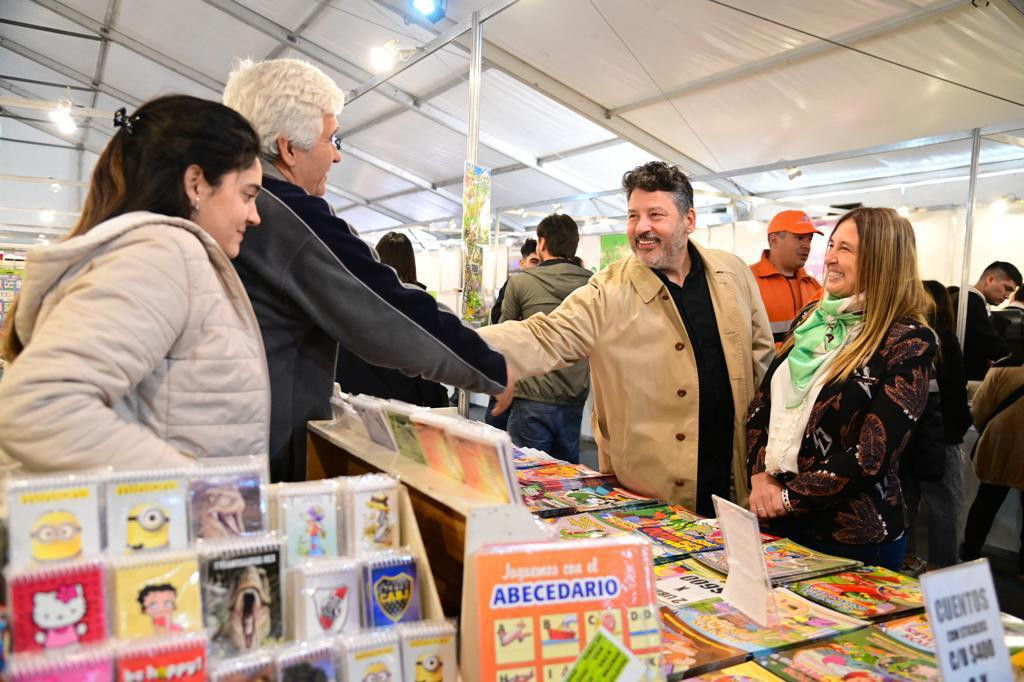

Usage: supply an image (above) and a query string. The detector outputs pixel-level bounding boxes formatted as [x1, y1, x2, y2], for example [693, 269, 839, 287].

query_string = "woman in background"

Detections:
[747, 207, 935, 570]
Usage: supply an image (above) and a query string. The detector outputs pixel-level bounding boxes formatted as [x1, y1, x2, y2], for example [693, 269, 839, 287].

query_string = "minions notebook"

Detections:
[6, 473, 103, 570]
[106, 469, 189, 556]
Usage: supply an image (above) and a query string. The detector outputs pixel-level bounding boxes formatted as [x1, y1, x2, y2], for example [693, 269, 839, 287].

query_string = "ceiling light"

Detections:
[39, 210, 55, 224]
[369, 39, 418, 74]
[410, 0, 447, 23]
[992, 197, 1009, 214]
[49, 181, 62, 193]
[897, 205, 911, 218]
[786, 167, 803, 181]
[47, 98, 77, 135]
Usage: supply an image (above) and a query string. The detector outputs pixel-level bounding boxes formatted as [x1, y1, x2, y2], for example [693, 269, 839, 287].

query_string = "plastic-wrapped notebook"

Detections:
[8, 558, 108, 654]
[209, 650, 276, 681]
[693, 538, 860, 585]
[109, 550, 203, 639]
[105, 468, 190, 556]
[590, 505, 723, 562]
[363, 549, 421, 628]
[398, 619, 458, 682]
[289, 557, 362, 639]
[660, 605, 747, 679]
[338, 629, 401, 682]
[411, 411, 465, 482]
[681, 661, 785, 681]
[8, 644, 114, 682]
[340, 474, 400, 555]
[786, 565, 924, 620]
[445, 421, 519, 502]
[757, 627, 939, 681]
[6, 471, 105, 569]
[275, 640, 338, 682]
[115, 633, 208, 682]
[511, 446, 557, 468]
[187, 461, 267, 542]
[876, 613, 934, 652]
[668, 589, 866, 656]
[383, 400, 429, 464]
[200, 537, 284, 658]
[521, 482, 658, 518]
[515, 462, 616, 491]
[350, 394, 399, 452]
[270, 480, 342, 564]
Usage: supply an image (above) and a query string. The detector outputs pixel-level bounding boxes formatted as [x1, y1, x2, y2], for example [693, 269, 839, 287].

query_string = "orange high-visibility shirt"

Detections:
[750, 250, 822, 344]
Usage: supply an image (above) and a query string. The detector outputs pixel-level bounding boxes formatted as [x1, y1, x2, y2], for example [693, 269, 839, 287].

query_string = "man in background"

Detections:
[992, 286, 1024, 367]
[955, 261, 1021, 379]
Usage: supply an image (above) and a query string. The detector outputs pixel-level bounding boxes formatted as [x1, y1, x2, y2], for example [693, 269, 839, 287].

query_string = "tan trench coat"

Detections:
[480, 243, 773, 509]
[972, 366, 1024, 489]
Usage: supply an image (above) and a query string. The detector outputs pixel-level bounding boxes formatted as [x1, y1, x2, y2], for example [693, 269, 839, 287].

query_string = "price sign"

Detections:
[712, 495, 777, 626]
[920, 559, 1012, 681]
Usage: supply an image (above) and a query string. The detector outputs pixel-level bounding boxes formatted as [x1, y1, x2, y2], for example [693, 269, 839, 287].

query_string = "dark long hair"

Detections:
[1, 95, 260, 360]
[376, 232, 417, 284]
[923, 280, 955, 332]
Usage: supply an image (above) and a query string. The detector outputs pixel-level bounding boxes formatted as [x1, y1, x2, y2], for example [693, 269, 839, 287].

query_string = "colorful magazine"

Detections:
[1003, 613, 1024, 675]
[521, 482, 658, 517]
[758, 626, 939, 680]
[515, 462, 616, 491]
[682, 661, 785, 681]
[693, 538, 860, 585]
[786, 565, 924, 620]
[660, 605, 747, 679]
[876, 613, 934, 653]
[591, 505, 723, 561]
[669, 589, 867, 656]
[511, 446, 557, 468]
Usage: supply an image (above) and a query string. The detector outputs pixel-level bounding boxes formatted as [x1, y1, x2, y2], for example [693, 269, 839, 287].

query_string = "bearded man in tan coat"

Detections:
[481, 162, 773, 515]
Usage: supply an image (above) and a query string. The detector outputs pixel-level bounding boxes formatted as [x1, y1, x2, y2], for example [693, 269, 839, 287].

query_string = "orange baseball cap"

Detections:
[767, 210, 822, 236]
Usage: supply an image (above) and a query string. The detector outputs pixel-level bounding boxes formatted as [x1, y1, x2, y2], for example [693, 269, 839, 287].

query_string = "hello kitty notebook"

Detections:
[7, 558, 108, 654]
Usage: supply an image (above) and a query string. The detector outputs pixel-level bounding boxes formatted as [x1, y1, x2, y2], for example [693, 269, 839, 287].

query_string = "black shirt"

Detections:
[653, 242, 735, 516]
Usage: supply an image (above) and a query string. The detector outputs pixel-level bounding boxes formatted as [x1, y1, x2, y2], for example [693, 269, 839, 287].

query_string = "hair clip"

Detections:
[113, 107, 139, 135]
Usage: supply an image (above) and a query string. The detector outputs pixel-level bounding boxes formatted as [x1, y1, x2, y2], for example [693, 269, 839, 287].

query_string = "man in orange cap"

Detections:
[749, 210, 823, 345]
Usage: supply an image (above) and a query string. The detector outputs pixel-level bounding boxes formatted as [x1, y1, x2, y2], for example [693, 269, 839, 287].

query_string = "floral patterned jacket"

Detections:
[746, 320, 936, 545]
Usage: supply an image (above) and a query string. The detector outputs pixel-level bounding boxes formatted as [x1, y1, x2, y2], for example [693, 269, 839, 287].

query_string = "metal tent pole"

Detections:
[955, 128, 981, 347]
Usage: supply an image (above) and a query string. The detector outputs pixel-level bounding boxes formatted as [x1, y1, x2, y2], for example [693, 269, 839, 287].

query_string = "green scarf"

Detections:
[787, 294, 864, 395]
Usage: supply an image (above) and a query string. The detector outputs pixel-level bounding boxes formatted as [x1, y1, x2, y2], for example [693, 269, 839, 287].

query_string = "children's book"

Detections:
[786, 565, 924, 620]
[6, 472, 104, 569]
[515, 462, 616, 491]
[115, 634, 208, 682]
[276, 641, 338, 682]
[338, 630, 401, 682]
[521, 483, 658, 518]
[105, 469, 190, 555]
[289, 558, 362, 639]
[8, 645, 114, 682]
[363, 550, 421, 628]
[110, 550, 202, 639]
[659, 605, 747, 679]
[656, 571, 726, 609]
[468, 536, 661, 681]
[398, 620, 458, 682]
[445, 422, 519, 502]
[350, 394, 399, 452]
[758, 626, 940, 681]
[341, 474, 400, 554]
[693, 538, 860, 585]
[411, 412, 465, 481]
[669, 589, 866, 656]
[511, 446, 557, 468]
[681, 661, 785, 681]
[187, 462, 266, 541]
[8, 559, 107, 654]
[876, 613, 934, 652]
[271, 480, 341, 564]
[210, 651, 275, 682]
[590, 505, 723, 561]
[200, 538, 284, 659]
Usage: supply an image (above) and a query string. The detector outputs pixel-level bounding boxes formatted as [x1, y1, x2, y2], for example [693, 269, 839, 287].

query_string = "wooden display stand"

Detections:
[307, 419, 505, 616]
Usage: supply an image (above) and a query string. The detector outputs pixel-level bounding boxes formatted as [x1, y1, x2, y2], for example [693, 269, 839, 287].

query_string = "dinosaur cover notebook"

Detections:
[669, 589, 866, 656]
[106, 469, 190, 556]
[200, 538, 284, 659]
[660, 605, 746, 679]
[187, 462, 266, 542]
[8, 558, 107, 654]
[468, 536, 661, 681]
[758, 626, 939, 681]
[786, 565, 924, 620]
[693, 538, 860, 585]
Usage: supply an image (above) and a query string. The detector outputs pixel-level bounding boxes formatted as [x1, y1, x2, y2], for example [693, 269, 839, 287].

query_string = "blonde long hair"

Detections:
[781, 207, 933, 383]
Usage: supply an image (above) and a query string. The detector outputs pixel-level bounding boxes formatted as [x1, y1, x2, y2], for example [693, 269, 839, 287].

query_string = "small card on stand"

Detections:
[712, 494, 777, 626]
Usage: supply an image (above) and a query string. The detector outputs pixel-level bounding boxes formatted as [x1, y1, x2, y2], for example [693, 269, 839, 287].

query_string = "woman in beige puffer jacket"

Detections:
[0, 95, 269, 476]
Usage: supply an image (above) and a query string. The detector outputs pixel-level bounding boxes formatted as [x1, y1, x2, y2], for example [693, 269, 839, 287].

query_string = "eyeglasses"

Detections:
[327, 133, 341, 152]
[30, 522, 81, 544]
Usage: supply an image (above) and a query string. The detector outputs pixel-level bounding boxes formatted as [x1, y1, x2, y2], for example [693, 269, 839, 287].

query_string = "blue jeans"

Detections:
[785, 529, 908, 571]
[484, 395, 510, 431]
[506, 399, 585, 464]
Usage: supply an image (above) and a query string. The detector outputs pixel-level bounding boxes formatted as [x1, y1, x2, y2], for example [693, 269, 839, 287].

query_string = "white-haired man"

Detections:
[223, 58, 512, 482]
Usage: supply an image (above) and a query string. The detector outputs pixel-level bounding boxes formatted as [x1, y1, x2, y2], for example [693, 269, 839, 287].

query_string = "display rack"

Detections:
[307, 420, 504, 615]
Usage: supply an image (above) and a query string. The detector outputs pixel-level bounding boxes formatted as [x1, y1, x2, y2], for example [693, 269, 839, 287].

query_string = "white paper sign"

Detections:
[655, 573, 725, 608]
[712, 494, 777, 626]
[920, 559, 1012, 681]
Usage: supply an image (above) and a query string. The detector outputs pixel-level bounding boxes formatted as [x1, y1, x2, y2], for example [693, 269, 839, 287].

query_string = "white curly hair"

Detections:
[223, 58, 345, 163]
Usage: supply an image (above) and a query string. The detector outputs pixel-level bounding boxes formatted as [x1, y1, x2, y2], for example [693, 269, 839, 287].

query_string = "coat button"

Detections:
[662, 294, 669, 301]
[675, 342, 685, 350]
[677, 389, 687, 397]
[674, 479, 686, 486]
[675, 433, 686, 441]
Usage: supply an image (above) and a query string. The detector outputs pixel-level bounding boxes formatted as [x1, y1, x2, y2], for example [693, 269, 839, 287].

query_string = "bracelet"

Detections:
[781, 488, 794, 514]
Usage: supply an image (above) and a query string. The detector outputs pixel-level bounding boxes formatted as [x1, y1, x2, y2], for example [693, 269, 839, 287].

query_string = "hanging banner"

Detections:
[461, 161, 492, 324]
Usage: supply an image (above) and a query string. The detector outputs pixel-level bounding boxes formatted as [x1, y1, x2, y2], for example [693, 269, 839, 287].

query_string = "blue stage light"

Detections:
[410, 0, 446, 23]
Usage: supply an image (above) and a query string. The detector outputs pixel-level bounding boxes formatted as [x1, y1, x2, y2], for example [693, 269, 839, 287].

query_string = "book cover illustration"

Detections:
[472, 536, 660, 682]
[877, 613, 934, 653]
[669, 589, 866, 655]
[9, 559, 107, 653]
[8, 645, 114, 682]
[757, 626, 939, 681]
[398, 620, 458, 682]
[276, 642, 337, 682]
[277, 484, 339, 564]
[364, 552, 421, 628]
[786, 565, 924, 620]
[656, 571, 725, 609]
[350, 395, 398, 451]
[446, 429, 513, 502]
[111, 551, 202, 638]
[411, 413, 464, 481]
[210, 651, 275, 682]
[346, 477, 399, 554]
[106, 470, 189, 555]
[292, 559, 362, 639]
[694, 538, 860, 585]
[7, 475, 103, 569]
[1004, 612, 1024, 673]
[591, 505, 723, 561]
[515, 462, 615, 491]
[655, 558, 727, 581]
[188, 466, 265, 541]
[115, 634, 208, 682]
[339, 631, 401, 682]
[383, 402, 429, 464]
[522, 483, 658, 517]
[511, 446, 556, 468]
[681, 661, 785, 681]
[660, 606, 746, 679]
[201, 540, 284, 658]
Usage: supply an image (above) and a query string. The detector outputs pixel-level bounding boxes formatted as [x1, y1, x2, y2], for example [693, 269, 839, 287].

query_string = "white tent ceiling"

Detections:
[2, 0, 1023, 249]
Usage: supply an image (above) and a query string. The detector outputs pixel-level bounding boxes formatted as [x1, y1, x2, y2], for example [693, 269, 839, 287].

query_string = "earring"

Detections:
[193, 196, 200, 212]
